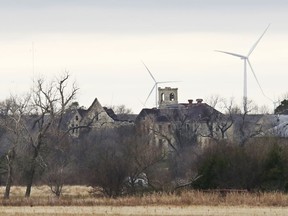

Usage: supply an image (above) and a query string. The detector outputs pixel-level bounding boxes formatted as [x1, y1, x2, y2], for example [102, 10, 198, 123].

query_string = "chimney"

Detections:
[188, 99, 193, 104]
[196, 98, 203, 104]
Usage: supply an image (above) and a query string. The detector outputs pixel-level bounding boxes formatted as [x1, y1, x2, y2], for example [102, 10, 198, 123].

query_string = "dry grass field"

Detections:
[1, 186, 288, 215]
[1, 205, 288, 216]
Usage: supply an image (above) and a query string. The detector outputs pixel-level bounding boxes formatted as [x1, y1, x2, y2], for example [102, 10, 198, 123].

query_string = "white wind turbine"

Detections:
[216, 25, 270, 112]
[142, 61, 178, 108]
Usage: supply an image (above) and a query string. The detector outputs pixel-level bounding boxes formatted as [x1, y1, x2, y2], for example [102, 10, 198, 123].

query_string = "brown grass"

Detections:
[1, 187, 288, 215]
[1, 186, 288, 207]
[1, 206, 288, 216]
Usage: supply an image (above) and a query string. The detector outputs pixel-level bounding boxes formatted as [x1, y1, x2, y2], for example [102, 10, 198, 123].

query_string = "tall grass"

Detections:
[1, 186, 288, 207]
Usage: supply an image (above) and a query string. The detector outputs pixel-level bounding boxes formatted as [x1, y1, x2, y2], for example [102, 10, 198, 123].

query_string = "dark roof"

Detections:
[103, 107, 118, 121]
[77, 108, 88, 118]
[136, 108, 160, 122]
[156, 115, 170, 122]
[231, 114, 264, 125]
[136, 103, 222, 123]
[116, 114, 137, 122]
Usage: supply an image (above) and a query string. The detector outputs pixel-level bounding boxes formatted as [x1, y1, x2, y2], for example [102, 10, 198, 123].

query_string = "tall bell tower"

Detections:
[158, 87, 178, 108]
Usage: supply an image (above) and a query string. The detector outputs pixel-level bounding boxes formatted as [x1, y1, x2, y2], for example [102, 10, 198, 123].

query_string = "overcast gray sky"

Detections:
[0, 1, 288, 113]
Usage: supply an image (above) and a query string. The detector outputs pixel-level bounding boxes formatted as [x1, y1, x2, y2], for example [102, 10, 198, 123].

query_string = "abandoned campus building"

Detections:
[67, 98, 136, 137]
[65, 87, 288, 152]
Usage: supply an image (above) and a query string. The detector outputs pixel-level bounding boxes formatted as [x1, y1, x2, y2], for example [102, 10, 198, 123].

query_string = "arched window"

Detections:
[161, 93, 165, 102]
[169, 93, 175, 101]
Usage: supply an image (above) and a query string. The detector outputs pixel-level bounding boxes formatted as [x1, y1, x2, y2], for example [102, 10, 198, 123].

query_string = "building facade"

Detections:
[68, 98, 134, 137]
[136, 87, 224, 152]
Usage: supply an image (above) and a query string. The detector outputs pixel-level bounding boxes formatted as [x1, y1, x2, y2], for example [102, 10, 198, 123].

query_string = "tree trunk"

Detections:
[55, 185, 62, 197]
[25, 161, 36, 197]
[4, 148, 15, 199]
[4, 157, 13, 199]
[50, 182, 63, 198]
[25, 147, 39, 198]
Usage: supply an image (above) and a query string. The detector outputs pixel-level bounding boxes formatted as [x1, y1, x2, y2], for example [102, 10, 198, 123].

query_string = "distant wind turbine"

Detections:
[142, 61, 179, 108]
[215, 24, 270, 112]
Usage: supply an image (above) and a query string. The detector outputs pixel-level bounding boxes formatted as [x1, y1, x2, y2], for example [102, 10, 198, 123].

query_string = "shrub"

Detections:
[192, 140, 288, 192]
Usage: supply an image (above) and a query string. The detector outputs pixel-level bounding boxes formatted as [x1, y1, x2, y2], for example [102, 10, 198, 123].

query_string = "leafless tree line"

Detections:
[0, 74, 282, 198]
[0, 73, 78, 198]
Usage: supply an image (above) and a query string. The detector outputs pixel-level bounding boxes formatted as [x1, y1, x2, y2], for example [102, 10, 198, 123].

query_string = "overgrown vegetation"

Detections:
[1, 73, 288, 201]
[192, 138, 288, 192]
[2, 186, 288, 207]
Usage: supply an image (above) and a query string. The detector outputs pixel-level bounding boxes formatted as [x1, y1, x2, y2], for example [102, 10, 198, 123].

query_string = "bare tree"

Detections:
[41, 127, 74, 197]
[79, 124, 164, 197]
[202, 96, 265, 145]
[207, 97, 234, 141]
[235, 99, 264, 146]
[145, 109, 200, 155]
[0, 95, 30, 199]
[24, 73, 78, 197]
[108, 104, 133, 115]
[122, 126, 164, 194]
[138, 109, 202, 185]
[83, 127, 129, 197]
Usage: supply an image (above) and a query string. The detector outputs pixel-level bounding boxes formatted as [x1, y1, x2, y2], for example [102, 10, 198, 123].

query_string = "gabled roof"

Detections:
[75, 98, 115, 120]
[68, 99, 100, 120]
[86, 98, 101, 112]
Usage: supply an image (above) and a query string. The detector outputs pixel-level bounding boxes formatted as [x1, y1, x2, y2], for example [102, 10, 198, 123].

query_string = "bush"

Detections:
[192, 144, 249, 189]
[260, 144, 288, 191]
[192, 140, 288, 192]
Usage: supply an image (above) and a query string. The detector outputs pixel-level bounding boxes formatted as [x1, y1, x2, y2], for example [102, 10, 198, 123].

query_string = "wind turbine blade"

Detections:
[247, 24, 270, 57]
[158, 81, 181, 84]
[137, 98, 145, 107]
[247, 59, 272, 101]
[141, 61, 157, 83]
[145, 84, 156, 105]
[215, 50, 246, 58]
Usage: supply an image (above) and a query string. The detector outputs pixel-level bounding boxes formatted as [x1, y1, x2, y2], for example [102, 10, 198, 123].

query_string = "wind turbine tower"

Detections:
[216, 25, 270, 112]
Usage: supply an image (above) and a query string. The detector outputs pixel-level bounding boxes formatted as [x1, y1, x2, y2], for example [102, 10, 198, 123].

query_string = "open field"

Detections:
[2, 186, 288, 207]
[1, 186, 288, 215]
[1, 206, 288, 216]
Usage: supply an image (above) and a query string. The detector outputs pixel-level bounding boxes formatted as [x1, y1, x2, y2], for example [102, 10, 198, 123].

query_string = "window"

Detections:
[159, 125, 162, 132]
[169, 93, 175, 101]
[71, 124, 75, 133]
[161, 93, 165, 102]
[75, 115, 79, 121]
[159, 139, 163, 147]
[168, 124, 172, 132]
